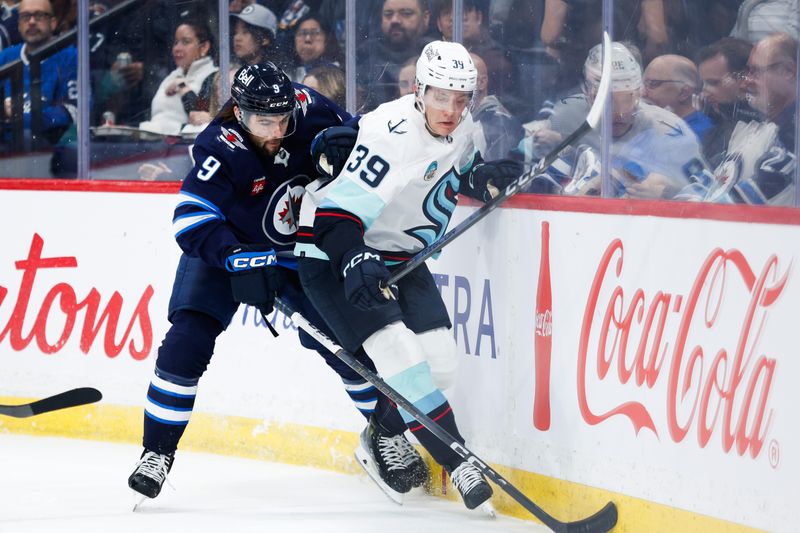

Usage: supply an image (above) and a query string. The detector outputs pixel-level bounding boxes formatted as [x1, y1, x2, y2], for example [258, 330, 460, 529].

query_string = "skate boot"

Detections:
[449, 461, 493, 510]
[395, 434, 429, 488]
[355, 417, 415, 502]
[128, 449, 174, 499]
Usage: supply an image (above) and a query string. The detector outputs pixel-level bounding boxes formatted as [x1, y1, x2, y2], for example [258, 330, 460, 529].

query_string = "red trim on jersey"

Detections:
[315, 210, 364, 231]
[409, 405, 452, 432]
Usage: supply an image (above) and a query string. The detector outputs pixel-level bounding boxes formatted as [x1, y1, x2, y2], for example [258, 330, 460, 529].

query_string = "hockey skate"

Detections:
[128, 449, 174, 505]
[449, 461, 493, 510]
[394, 433, 429, 488]
[355, 418, 419, 504]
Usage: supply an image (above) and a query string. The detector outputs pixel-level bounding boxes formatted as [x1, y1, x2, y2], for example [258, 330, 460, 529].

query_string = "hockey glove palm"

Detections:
[470, 159, 524, 201]
[341, 246, 397, 311]
[311, 126, 359, 178]
[226, 244, 279, 317]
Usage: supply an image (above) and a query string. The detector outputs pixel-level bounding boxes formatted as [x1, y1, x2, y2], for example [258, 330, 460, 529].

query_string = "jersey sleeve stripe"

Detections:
[173, 213, 220, 238]
[176, 191, 225, 219]
[318, 177, 386, 228]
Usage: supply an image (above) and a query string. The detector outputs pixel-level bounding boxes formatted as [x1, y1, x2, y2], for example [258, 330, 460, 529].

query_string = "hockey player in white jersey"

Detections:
[295, 41, 521, 509]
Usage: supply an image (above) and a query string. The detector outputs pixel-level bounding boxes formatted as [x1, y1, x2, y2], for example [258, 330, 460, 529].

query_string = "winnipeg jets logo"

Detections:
[388, 118, 407, 134]
[219, 126, 247, 150]
[262, 175, 307, 245]
[405, 169, 459, 247]
[295, 88, 312, 116]
[275, 147, 290, 167]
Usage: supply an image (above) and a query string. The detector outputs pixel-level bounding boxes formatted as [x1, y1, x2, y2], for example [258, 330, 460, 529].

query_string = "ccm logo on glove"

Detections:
[225, 248, 277, 271]
[342, 250, 382, 277]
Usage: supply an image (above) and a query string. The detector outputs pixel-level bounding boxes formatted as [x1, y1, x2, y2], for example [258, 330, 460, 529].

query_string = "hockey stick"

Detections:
[382, 32, 612, 288]
[0, 387, 102, 418]
[273, 297, 617, 533]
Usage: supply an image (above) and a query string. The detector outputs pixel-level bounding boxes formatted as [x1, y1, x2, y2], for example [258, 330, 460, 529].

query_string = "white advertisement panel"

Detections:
[433, 202, 795, 532]
[0, 189, 359, 431]
[0, 187, 795, 531]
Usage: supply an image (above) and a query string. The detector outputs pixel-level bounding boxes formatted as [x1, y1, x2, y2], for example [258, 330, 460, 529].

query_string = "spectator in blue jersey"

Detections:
[703, 32, 798, 205]
[0, 0, 76, 146]
[696, 37, 760, 164]
[127, 62, 428, 503]
[643, 54, 713, 143]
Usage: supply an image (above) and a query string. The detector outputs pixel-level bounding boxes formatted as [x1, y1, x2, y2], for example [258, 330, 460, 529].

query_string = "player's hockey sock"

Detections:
[342, 377, 377, 420]
[385, 362, 466, 469]
[143, 367, 198, 455]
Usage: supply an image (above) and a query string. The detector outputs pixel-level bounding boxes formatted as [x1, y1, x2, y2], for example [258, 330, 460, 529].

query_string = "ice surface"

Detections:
[0, 434, 545, 533]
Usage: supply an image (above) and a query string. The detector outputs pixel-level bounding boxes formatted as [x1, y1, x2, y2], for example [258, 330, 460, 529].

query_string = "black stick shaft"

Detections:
[273, 298, 617, 533]
[0, 387, 102, 418]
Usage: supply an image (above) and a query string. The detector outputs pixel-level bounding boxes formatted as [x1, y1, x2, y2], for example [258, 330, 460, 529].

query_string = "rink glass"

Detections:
[0, 0, 795, 208]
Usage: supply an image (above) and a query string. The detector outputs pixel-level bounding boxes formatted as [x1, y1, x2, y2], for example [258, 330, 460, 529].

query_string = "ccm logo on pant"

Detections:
[343, 251, 381, 277]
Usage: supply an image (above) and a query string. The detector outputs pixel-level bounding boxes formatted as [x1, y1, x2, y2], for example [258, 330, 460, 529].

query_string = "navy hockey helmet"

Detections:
[231, 62, 298, 138]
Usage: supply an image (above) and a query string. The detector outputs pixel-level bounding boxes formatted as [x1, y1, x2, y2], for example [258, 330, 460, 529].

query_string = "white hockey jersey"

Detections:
[295, 94, 478, 262]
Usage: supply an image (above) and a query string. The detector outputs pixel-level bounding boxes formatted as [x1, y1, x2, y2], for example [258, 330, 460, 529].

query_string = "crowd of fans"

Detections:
[0, 0, 797, 204]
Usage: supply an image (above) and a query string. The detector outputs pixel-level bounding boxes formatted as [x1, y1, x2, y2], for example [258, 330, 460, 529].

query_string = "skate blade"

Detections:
[479, 501, 497, 519]
[354, 447, 404, 505]
[131, 492, 148, 512]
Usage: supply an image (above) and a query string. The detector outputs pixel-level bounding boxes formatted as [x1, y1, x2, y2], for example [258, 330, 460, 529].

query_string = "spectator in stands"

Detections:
[730, 0, 800, 42]
[531, 41, 711, 200]
[229, 0, 255, 14]
[470, 52, 523, 161]
[704, 33, 798, 205]
[138, 18, 217, 136]
[696, 37, 759, 163]
[302, 64, 345, 108]
[232, 4, 279, 67]
[744, 31, 797, 148]
[643, 54, 713, 142]
[0, 2, 21, 49]
[356, 0, 432, 111]
[432, 0, 513, 99]
[286, 13, 342, 82]
[94, 1, 210, 127]
[0, 0, 77, 146]
[397, 56, 416, 96]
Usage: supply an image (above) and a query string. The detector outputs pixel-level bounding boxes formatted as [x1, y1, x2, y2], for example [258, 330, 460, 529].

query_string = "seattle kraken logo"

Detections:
[405, 168, 460, 247]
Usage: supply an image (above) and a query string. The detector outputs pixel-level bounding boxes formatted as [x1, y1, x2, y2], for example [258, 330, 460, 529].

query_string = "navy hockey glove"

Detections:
[469, 159, 524, 201]
[226, 245, 279, 317]
[311, 126, 359, 178]
[340, 246, 397, 311]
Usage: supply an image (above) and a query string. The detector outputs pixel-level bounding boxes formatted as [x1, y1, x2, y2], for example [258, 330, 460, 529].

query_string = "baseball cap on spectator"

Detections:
[233, 4, 277, 38]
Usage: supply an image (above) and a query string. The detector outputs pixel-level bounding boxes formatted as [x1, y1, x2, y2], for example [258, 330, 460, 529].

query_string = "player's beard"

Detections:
[261, 138, 282, 157]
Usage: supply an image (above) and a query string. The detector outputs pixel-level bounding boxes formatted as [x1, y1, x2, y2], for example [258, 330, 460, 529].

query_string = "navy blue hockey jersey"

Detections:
[173, 84, 351, 270]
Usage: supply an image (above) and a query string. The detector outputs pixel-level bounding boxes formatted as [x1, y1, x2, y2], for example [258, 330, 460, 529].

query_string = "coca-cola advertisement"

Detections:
[436, 201, 797, 532]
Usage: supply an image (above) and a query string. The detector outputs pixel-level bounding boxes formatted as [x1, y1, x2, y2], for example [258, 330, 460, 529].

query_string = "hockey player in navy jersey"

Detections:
[295, 41, 522, 511]
[127, 62, 427, 502]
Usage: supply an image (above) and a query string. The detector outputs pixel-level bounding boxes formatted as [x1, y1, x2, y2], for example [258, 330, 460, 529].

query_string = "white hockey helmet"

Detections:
[414, 40, 477, 115]
[584, 41, 642, 93]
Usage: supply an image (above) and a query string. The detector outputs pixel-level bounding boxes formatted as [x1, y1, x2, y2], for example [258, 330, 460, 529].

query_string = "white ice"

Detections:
[0, 434, 545, 533]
